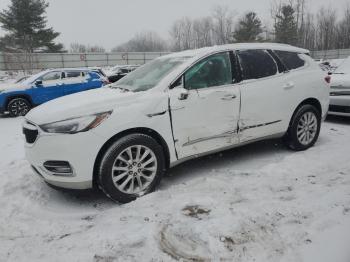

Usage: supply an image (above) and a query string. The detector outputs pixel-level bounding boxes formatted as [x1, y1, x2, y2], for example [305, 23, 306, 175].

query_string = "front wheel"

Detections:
[7, 98, 31, 117]
[98, 134, 165, 203]
[284, 104, 321, 151]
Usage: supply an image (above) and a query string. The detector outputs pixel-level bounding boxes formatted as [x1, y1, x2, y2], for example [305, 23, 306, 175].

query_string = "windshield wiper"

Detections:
[111, 85, 131, 92]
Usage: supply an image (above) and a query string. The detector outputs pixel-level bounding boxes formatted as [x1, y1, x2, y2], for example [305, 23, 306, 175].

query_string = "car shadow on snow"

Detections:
[326, 115, 350, 125]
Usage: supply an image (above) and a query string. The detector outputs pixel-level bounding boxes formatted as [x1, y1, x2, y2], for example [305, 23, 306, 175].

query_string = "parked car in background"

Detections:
[328, 56, 350, 116]
[89, 67, 109, 81]
[24, 43, 329, 203]
[0, 68, 107, 117]
[15, 75, 31, 83]
[107, 65, 139, 83]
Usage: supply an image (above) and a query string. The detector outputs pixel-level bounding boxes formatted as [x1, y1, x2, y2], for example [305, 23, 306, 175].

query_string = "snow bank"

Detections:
[0, 116, 349, 261]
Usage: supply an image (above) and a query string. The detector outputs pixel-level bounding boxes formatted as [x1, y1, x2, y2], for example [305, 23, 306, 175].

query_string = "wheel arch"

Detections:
[288, 97, 322, 128]
[92, 127, 171, 188]
[5, 94, 34, 109]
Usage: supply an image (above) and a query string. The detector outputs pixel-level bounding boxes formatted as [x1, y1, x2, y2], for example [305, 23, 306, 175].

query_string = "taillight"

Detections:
[324, 75, 331, 84]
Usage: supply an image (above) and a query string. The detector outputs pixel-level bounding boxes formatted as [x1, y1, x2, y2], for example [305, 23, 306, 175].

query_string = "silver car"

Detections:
[329, 57, 350, 116]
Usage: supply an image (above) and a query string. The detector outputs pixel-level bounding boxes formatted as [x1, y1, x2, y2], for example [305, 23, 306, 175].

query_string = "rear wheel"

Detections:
[7, 98, 31, 117]
[98, 134, 165, 203]
[284, 104, 321, 151]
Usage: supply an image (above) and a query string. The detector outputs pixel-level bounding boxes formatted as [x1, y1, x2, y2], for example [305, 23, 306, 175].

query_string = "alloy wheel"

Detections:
[111, 145, 157, 194]
[9, 99, 30, 116]
[296, 111, 318, 145]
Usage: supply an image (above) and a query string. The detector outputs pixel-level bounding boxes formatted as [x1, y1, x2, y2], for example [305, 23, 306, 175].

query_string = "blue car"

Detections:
[0, 68, 108, 117]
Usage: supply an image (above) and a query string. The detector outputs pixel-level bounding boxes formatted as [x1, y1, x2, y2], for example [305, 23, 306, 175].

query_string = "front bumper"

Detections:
[328, 96, 350, 117]
[25, 129, 107, 190]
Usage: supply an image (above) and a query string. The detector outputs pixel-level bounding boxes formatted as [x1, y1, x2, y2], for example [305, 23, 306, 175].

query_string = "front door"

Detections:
[169, 52, 241, 159]
[32, 71, 63, 104]
[62, 71, 87, 96]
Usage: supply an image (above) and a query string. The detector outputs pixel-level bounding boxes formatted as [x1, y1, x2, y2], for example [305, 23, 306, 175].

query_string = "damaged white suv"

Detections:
[24, 43, 329, 203]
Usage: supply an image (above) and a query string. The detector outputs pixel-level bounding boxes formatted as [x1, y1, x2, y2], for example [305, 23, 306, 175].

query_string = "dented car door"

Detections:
[169, 51, 241, 159]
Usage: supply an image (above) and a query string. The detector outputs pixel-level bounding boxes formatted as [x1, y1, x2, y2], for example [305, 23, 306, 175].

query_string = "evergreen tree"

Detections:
[0, 0, 63, 52]
[274, 5, 298, 45]
[233, 12, 263, 42]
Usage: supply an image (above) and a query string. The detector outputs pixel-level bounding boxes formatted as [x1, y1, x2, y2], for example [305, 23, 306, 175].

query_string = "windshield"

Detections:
[21, 71, 49, 85]
[111, 56, 190, 92]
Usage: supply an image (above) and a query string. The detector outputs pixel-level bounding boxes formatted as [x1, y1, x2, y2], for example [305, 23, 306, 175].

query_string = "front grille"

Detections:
[329, 105, 350, 113]
[23, 127, 38, 144]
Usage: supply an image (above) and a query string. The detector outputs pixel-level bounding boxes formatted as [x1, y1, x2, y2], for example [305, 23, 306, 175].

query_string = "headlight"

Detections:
[40, 111, 112, 134]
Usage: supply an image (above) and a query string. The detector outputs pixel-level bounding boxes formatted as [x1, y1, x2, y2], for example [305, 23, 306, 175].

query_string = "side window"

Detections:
[237, 50, 277, 80]
[66, 71, 82, 78]
[274, 50, 306, 70]
[41, 71, 61, 82]
[184, 52, 232, 90]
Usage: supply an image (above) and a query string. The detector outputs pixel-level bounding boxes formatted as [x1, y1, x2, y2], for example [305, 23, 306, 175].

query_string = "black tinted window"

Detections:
[237, 50, 277, 80]
[274, 51, 305, 70]
[66, 71, 81, 78]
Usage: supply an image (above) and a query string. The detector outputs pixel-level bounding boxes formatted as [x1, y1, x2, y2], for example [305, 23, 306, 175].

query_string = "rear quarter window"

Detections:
[274, 50, 306, 70]
[237, 49, 278, 80]
[66, 71, 81, 78]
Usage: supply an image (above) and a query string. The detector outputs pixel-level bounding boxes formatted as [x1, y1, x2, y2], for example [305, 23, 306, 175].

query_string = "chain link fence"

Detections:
[310, 49, 350, 60]
[0, 52, 170, 71]
[1, 49, 349, 71]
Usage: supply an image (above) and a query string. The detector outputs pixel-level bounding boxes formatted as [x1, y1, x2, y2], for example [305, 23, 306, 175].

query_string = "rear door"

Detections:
[169, 51, 241, 159]
[237, 49, 290, 142]
[62, 71, 88, 96]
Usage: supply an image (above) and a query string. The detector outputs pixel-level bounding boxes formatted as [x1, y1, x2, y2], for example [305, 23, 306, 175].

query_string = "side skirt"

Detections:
[169, 132, 285, 168]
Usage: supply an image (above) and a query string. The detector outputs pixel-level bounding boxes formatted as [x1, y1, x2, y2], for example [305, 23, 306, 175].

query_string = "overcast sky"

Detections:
[0, 0, 347, 51]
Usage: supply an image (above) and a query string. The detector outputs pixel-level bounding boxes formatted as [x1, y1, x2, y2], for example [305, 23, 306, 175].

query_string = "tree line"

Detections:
[114, 0, 350, 52]
[0, 0, 349, 54]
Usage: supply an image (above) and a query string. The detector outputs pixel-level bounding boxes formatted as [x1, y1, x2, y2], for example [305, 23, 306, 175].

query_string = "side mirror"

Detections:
[178, 89, 189, 100]
[35, 80, 43, 86]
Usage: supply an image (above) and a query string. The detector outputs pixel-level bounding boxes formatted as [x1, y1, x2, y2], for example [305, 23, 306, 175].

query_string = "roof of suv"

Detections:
[164, 43, 309, 59]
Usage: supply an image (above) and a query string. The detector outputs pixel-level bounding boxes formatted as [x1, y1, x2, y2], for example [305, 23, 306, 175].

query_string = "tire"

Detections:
[284, 104, 321, 151]
[7, 98, 31, 117]
[98, 134, 165, 203]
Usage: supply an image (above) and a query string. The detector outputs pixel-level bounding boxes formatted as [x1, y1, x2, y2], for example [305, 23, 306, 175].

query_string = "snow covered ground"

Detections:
[0, 115, 350, 262]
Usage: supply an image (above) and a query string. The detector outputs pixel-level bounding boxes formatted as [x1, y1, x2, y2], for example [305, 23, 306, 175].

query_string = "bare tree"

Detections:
[336, 5, 350, 49]
[316, 7, 337, 50]
[300, 12, 317, 50]
[169, 17, 194, 51]
[112, 31, 168, 52]
[212, 5, 235, 44]
[70, 43, 105, 53]
[192, 17, 214, 48]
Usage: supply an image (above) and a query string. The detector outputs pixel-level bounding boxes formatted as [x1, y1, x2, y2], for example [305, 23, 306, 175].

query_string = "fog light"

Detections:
[43, 161, 74, 176]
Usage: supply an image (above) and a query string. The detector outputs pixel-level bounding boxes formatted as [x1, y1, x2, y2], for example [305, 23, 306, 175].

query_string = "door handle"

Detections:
[221, 94, 237, 100]
[283, 82, 294, 90]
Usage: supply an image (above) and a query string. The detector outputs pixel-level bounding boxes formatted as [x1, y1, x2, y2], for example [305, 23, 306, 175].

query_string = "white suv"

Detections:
[24, 43, 329, 203]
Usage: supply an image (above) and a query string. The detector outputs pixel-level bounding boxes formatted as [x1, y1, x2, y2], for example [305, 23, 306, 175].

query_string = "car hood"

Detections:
[26, 87, 145, 125]
[0, 82, 29, 92]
